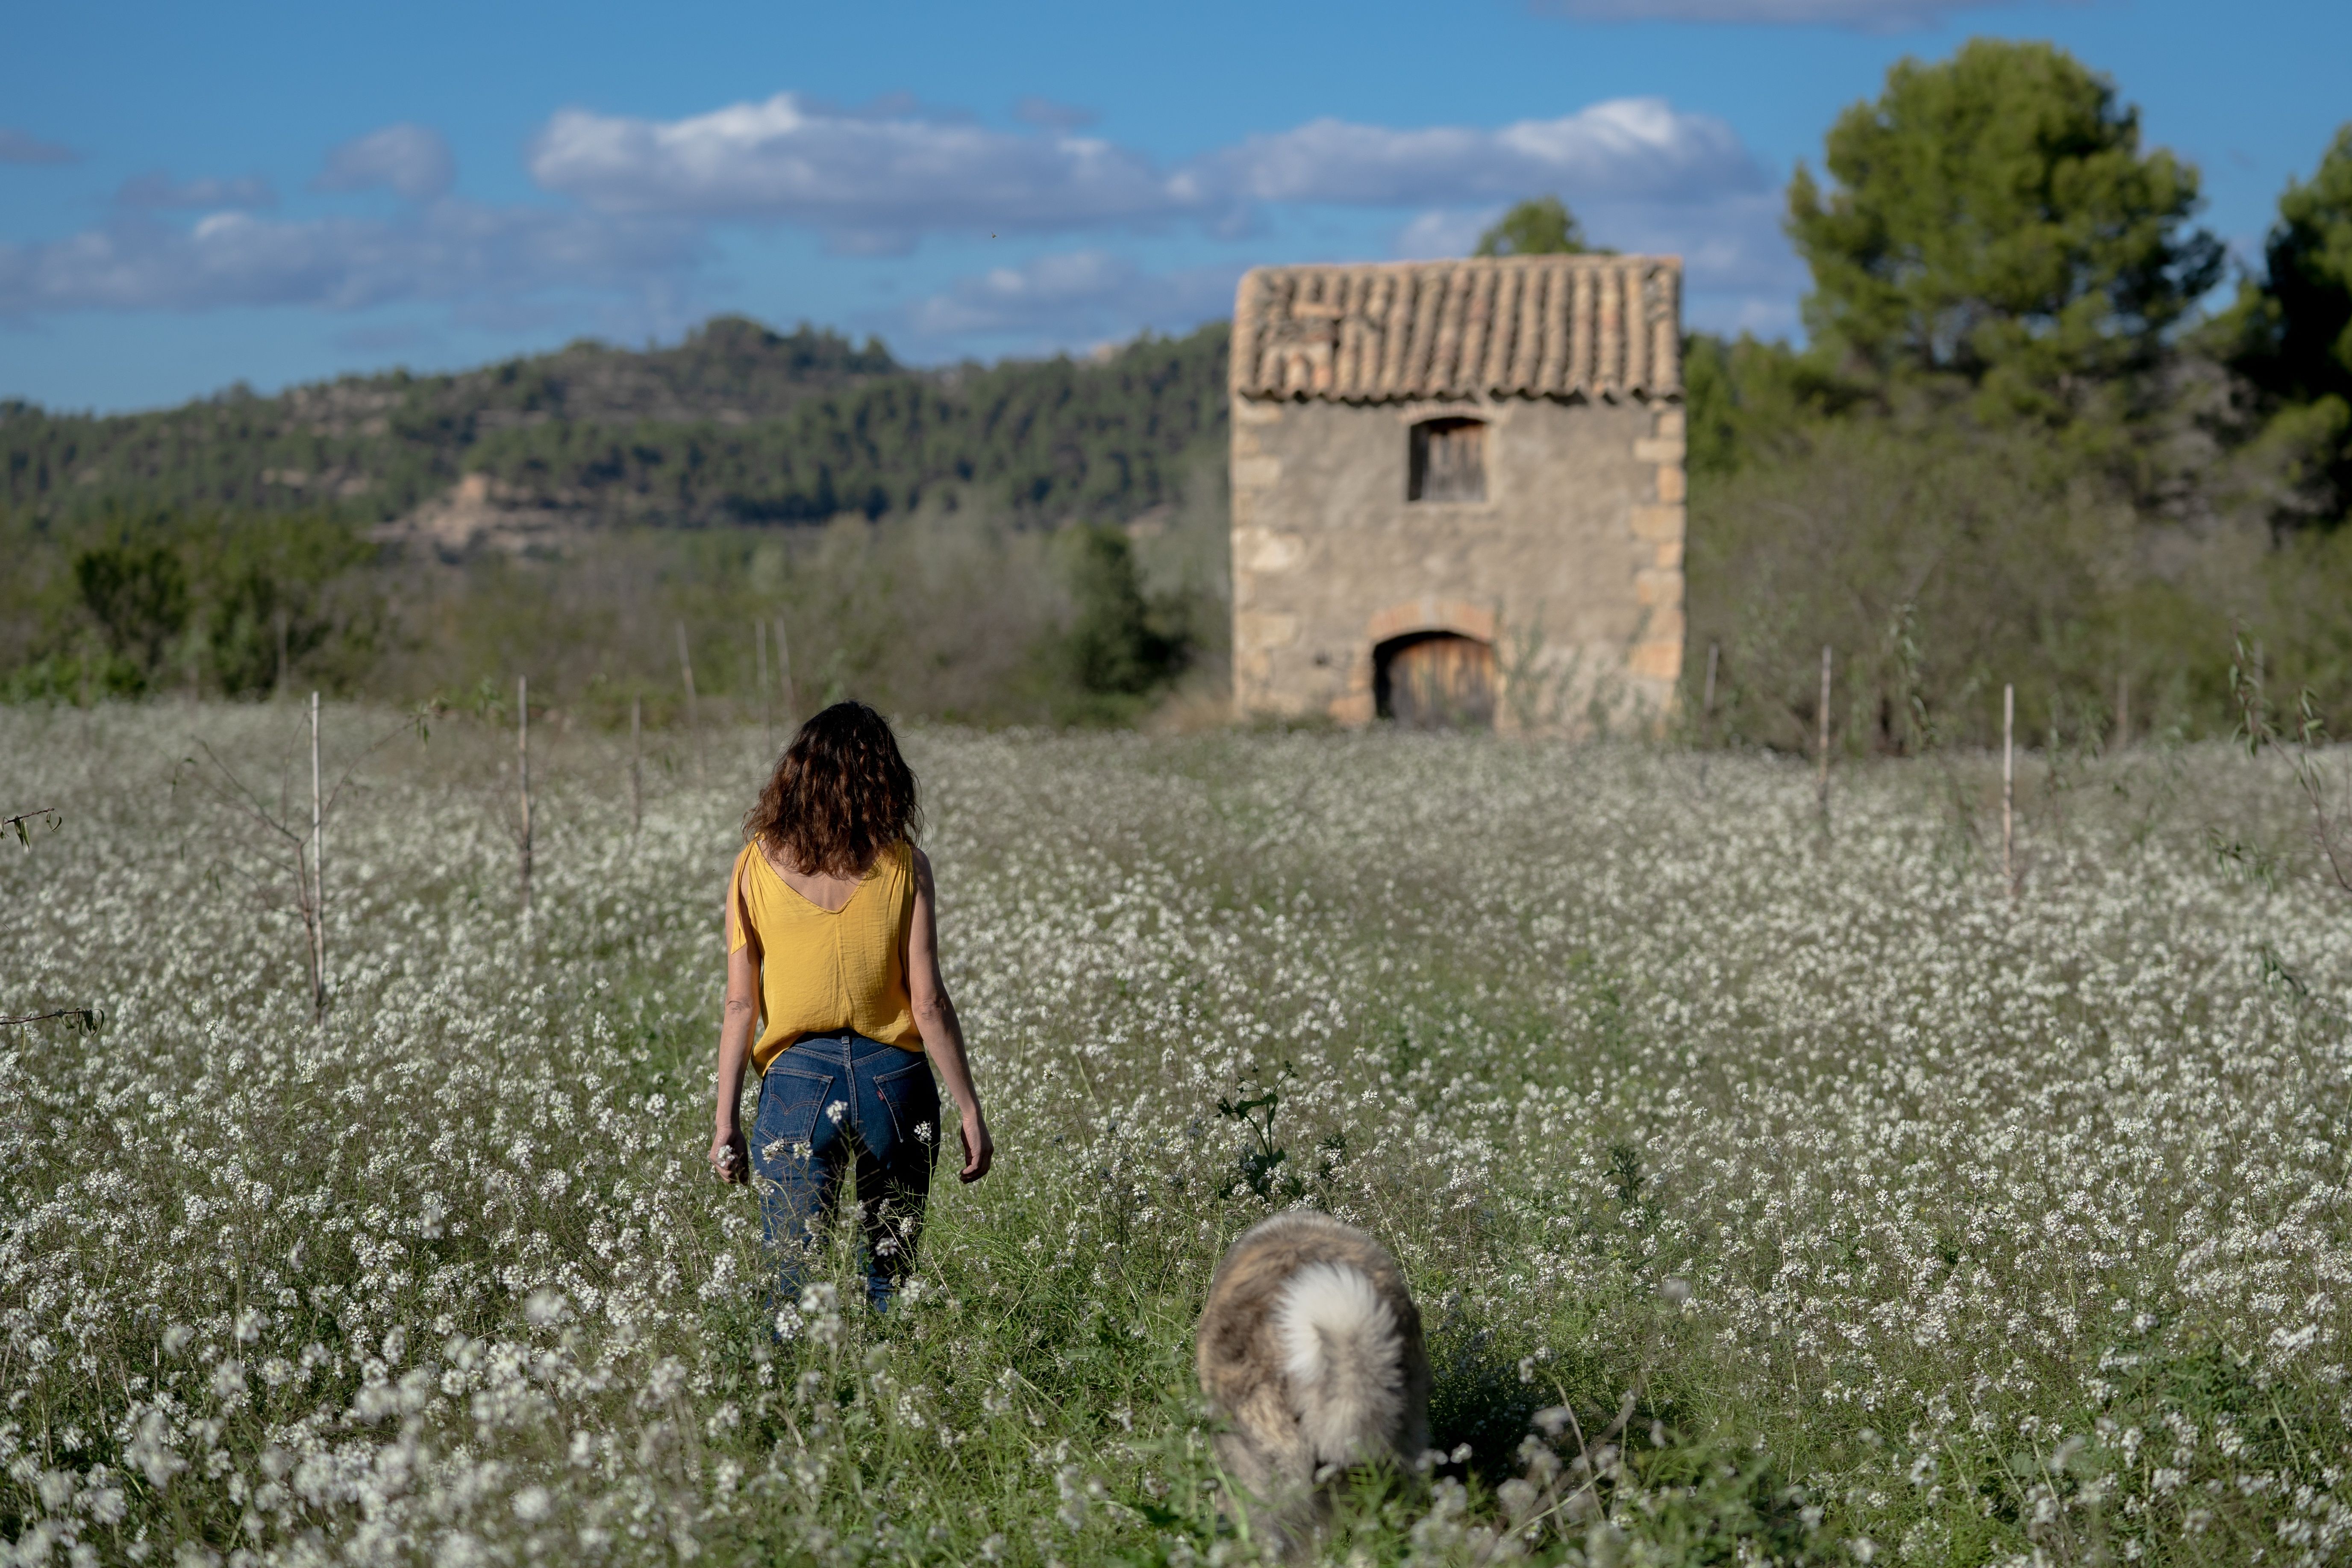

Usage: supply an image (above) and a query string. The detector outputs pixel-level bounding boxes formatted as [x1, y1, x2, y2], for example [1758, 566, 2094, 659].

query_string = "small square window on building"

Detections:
[1408, 418, 1487, 503]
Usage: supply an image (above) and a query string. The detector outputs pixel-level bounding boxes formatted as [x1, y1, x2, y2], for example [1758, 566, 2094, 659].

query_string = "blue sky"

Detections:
[3, 0, 2346, 413]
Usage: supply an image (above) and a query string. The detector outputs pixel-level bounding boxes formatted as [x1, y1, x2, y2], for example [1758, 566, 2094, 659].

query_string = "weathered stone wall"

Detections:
[1230, 395, 1686, 733]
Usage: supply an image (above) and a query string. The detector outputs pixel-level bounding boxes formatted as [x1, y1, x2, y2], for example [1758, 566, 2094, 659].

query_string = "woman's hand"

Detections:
[710, 1124, 749, 1185]
[957, 1107, 994, 1184]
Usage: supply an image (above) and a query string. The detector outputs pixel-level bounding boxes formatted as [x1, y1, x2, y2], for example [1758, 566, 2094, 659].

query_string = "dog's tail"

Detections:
[1275, 1260, 1406, 1467]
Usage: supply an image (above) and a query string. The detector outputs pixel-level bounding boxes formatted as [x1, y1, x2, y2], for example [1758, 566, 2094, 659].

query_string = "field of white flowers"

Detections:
[5, 703, 2352, 1567]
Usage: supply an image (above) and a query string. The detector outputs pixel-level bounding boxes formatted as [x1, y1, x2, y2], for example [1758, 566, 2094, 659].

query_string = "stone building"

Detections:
[1228, 254, 1686, 732]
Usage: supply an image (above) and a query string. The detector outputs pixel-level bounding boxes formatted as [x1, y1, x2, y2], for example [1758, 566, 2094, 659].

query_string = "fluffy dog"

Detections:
[1194, 1212, 1431, 1547]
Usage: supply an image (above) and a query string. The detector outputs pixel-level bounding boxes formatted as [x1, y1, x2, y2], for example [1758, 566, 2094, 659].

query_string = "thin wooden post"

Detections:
[629, 696, 643, 835]
[276, 610, 290, 700]
[2115, 671, 2130, 752]
[1816, 645, 1832, 811]
[774, 617, 797, 724]
[1698, 641, 1720, 792]
[676, 623, 699, 729]
[756, 621, 773, 741]
[676, 622, 702, 778]
[2003, 683, 2016, 897]
[518, 676, 533, 918]
[309, 691, 325, 1019]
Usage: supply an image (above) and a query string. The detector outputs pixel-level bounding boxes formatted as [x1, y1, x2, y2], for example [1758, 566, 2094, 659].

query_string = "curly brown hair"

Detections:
[743, 702, 921, 877]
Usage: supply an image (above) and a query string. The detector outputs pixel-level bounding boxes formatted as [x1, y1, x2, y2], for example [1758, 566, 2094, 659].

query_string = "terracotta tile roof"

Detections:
[1230, 255, 1682, 403]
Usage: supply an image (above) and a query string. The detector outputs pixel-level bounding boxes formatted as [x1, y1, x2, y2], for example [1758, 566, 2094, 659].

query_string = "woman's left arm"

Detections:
[908, 847, 993, 1183]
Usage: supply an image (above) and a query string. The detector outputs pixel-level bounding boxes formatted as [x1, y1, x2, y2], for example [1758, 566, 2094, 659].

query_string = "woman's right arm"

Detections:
[710, 859, 759, 1184]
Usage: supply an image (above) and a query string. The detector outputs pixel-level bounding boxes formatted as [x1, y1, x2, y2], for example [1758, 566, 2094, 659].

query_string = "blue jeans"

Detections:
[750, 1031, 941, 1313]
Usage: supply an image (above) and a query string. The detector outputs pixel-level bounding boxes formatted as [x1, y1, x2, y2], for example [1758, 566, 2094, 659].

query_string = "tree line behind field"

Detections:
[1671, 41, 2352, 754]
[6, 37, 2352, 744]
[0, 320, 1227, 725]
[0, 316, 1226, 532]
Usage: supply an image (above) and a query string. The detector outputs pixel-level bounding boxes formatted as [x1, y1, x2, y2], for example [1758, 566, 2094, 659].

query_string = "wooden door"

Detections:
[1378, 634, 1495, 729]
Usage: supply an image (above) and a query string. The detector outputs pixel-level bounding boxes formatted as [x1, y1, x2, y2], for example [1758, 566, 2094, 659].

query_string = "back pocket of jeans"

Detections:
[870, 1055, 939, 1151]
[755, 1064, 832, 1164]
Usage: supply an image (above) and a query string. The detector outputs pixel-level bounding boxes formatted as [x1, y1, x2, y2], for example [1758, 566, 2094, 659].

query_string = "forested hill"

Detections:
[0, 315, 1232, 534]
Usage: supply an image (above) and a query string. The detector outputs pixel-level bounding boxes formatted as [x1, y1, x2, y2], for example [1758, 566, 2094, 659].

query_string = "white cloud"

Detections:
[1388, 185, 1805, 338]
[1537, 0, 2037, 30]
[0, 203, 695, 317]
[898, 250, 1241, 348]
[520, 91, 1758, 259]
[1213, 98, 1764, 208]
[1393, 208, 1503, 259]
[117, 171, 276, 210]
[315, 124, 457, 202]
[1250, 99, 1794, 334]
[0, 126, 78, 166]
[529, 93, 1205, 253]
[0, 91, 1808, 350]
[1012, 96, 1099, 131]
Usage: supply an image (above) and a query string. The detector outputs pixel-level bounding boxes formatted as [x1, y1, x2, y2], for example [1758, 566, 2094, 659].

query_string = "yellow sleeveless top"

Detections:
[729, 838, 922, 1073]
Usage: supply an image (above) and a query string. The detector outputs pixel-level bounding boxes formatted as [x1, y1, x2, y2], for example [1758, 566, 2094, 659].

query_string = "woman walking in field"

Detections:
[709, 702, 992, 1313]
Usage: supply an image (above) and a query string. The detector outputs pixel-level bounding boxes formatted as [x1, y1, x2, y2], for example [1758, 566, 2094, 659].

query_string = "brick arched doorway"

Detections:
[1375, 632, 1495, 729]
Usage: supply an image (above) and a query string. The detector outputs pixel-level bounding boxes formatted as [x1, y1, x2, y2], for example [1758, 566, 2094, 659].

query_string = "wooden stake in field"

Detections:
[1698, 641, 1720, 792]
[2003, 683, 2017, 897]
[1817, 645, 1832, 812]
[774, 617, 797, 726]
[2115, 671, 2130, 753]
[676, 623, 699, 729]
[518, 676, 533, 918]
[309, 691, 326, 1021]
[676, 622, 702, 779]
[756, 621, 773, 742]
[629, 696, 644, 835]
